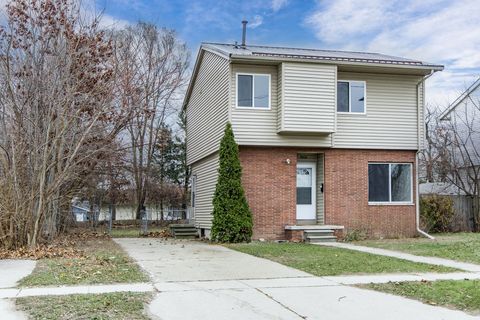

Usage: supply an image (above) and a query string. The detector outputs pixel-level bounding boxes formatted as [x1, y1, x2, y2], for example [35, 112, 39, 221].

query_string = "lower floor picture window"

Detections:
[368, 163, 412, 203]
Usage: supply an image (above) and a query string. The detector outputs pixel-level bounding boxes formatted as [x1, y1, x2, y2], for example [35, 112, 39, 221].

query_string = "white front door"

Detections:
[296, 161, 316, 220]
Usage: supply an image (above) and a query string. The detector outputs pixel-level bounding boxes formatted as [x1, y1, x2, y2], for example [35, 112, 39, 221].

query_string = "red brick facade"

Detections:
[239, 146, 417, 240]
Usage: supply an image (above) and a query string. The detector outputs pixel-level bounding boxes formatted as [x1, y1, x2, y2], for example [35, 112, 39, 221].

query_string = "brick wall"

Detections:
[324, 149, 417, 238]
[239, 146, 417, 240]
[239, 147, 297, 239]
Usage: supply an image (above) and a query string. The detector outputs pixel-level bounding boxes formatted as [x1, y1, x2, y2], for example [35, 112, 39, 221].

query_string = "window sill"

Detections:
[337, 112, 367, 116]
[235, 106, 271, 111]
[368, 202, 414, 206]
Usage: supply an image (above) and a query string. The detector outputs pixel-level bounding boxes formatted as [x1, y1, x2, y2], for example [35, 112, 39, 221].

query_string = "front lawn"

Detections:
[356, 233, 480, 264]
[361, 280, 480, 314]
[16, 292, 152, 320]
[227, 242, 456, 276]
[19, 238, 148, 287]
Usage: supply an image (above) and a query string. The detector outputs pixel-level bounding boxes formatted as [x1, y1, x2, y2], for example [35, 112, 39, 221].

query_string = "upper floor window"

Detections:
[368, 163, 412, 204]
[337, 80, 366, 113]
[237, 73, 270, 109]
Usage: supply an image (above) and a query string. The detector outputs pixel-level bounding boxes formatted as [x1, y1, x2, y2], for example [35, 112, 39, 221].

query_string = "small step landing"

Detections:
[285, 225, 344, 243]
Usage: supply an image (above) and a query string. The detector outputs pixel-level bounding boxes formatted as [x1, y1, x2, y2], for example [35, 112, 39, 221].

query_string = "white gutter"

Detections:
[416, 71, 436, 240]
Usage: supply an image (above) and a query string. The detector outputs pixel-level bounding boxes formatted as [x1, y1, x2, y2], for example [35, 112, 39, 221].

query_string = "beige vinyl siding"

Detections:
[191, 152, 219, 229]
[277, 63, 283, 132]
[279, 63, 336, 134]
[186, 51, 230, 165]
[230, 64, 332, 147]
[334, 72, 423, 149]
[419, 80, 425, 149]
[316, 154, 325, 224]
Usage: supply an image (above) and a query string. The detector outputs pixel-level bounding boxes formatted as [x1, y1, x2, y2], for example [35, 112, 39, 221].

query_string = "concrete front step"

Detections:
[170, 224, 198, 239]
[304, 229, 337, 243]
[306, 235, 337, 243]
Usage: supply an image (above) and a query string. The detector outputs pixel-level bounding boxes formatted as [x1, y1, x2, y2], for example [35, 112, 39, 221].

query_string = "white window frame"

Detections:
[236, 73, 271, 110]
[337, 80, 367, 114]
[368, 162, 413, 205]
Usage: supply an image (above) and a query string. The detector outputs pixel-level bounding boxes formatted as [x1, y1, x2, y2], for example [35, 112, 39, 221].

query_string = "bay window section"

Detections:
[368, 163, 412, 204]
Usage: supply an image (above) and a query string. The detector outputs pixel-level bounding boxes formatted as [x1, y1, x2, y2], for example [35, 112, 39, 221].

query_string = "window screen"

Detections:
[254, 75, 269, 108]
[350, 81, 365, 113]
[391, 164, 412, 202]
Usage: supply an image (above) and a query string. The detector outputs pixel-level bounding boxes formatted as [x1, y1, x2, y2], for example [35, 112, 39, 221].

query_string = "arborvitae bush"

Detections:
[420, 195, 455, 232]
[211, 122, 253, 242]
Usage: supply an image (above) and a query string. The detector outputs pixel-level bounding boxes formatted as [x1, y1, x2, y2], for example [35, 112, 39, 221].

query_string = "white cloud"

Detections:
[271, 0, 288, 12]
[248, 15, 264, 29]
[305, 0, 480, 106]
[98, 13, 130, 30]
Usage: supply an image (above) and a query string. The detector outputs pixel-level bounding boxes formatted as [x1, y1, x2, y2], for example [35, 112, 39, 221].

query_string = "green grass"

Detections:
[109, 227, 167, 238]
[361, 280, 480, 314]
[356, 233, 480, 264]
[227, 242, 457, 276]
[19, 239, 149, 287]
[16, 292, 152, 320]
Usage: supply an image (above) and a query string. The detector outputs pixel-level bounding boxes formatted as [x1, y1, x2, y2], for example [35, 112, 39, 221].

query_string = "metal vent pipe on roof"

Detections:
[241, 20, 248, 47]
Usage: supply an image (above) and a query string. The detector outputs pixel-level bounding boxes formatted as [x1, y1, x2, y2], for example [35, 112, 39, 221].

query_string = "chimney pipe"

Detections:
[241, 20, 248, 47]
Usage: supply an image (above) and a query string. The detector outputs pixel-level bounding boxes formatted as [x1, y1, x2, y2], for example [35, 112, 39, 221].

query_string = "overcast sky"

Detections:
[95, 0, 480, 108]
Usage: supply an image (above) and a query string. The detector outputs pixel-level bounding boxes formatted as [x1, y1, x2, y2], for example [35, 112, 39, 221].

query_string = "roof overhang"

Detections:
[230, 54, 443, 76]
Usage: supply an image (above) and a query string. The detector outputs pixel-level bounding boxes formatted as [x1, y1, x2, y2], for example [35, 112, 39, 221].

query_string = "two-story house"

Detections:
[184, 42, 443, 241]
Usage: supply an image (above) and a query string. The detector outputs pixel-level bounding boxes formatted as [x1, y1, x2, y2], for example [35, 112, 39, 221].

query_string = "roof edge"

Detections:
[230, 54, 444, 72]
[439, 77, 480, 120]
[182, 45, 231, 110]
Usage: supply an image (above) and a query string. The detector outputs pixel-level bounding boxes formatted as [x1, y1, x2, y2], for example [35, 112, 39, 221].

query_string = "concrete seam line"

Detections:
[254, 287, 307, 319]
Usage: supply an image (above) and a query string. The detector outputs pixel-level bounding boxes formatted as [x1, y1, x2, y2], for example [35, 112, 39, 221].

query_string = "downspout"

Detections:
[416, 71, 436, 240]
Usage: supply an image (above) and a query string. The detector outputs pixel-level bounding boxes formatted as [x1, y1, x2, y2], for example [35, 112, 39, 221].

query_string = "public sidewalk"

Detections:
[116, 238, 480, 320]
[315, 242, 480, 272]
[3, 239, 480, 320]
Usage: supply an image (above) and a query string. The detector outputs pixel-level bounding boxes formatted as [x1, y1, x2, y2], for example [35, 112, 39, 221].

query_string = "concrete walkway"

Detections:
[115, 238, 311, 282]
[115, 238, 480, 320]
[316, 242, 480, 272]
[0, 283, 154, 299]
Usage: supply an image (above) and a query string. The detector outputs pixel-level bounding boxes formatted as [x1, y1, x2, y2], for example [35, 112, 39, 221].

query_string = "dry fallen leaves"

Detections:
[142, 229, 171, 238]
[0, 229, 108, 260]
[0, 245, 85, 260]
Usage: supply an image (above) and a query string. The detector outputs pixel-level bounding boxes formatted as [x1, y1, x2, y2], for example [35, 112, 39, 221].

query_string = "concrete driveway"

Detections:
[0, 259, 36, 320]
[115, 239, 477, 320]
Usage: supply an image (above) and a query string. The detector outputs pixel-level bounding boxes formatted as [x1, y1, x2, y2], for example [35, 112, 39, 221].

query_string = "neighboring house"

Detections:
[72, 200, 99, 222]
[439, 77, 480, 195]
[184, 40, 443, 240]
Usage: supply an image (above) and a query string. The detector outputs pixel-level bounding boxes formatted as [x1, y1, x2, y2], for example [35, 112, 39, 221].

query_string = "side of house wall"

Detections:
[186, 51, 230, 165]
[190, 152, 220, 231]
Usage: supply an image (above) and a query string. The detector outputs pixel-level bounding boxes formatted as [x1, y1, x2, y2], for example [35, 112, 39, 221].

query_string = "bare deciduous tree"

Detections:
[0, 0, 130, 249]
[426, 93, 480, 230]
[113, 23, 189, 219]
